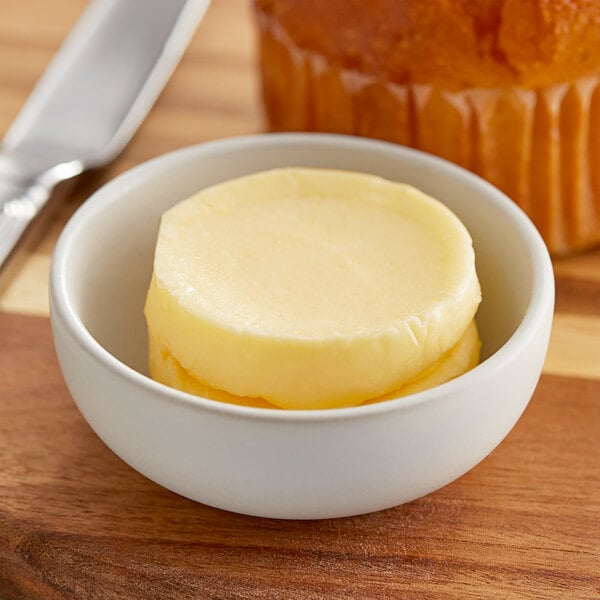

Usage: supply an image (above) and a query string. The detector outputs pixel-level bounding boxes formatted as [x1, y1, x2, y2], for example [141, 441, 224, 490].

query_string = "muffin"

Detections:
[254, 0, 600, 255]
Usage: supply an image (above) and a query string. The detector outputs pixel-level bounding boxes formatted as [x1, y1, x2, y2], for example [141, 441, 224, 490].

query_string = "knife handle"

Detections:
[0, 156, 83, 271]
[0, 176, 53, 270]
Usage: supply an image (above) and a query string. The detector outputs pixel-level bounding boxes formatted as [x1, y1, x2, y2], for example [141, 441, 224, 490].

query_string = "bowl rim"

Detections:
[51, 132, 555, 423]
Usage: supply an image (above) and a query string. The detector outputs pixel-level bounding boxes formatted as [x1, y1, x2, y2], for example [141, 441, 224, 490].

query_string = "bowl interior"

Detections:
[58, 135, 537, 384]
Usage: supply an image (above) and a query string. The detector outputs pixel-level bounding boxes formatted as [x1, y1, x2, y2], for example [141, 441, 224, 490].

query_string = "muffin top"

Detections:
[256, 0, 600, 88]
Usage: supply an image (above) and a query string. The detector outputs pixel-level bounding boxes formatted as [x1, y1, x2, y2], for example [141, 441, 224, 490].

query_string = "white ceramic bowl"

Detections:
[50, 134, 554, 519]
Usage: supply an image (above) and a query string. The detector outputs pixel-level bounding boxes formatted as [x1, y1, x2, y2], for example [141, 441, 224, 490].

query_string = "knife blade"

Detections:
[0, 0, 211, 269]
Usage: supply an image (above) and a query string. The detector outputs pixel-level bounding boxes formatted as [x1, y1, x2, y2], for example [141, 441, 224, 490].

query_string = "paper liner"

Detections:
[257, 11, 600, 255]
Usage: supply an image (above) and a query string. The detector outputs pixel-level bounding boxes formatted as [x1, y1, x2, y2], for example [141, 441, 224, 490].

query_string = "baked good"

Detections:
[254, 0, 600, 255]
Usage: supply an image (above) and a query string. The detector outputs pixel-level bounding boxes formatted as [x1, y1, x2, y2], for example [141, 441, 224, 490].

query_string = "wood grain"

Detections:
[1, 1, 600, 598]
[1, 313, 599, 600]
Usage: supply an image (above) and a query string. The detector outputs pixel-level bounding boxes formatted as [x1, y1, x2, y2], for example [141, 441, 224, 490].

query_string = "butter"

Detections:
[145, 168, 481, 409]
[149, 319, 481, 409]
[367, 319, 481, 404]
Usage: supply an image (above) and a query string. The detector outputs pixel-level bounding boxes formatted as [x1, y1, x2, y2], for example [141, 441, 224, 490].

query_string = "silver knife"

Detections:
[0, 0, 211, 269]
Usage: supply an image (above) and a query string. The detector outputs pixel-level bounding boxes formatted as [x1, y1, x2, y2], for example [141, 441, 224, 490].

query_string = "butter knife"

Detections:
[0, 0, 211, 269]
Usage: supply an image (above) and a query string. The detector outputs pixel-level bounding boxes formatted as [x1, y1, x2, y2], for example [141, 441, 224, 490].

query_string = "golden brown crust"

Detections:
[255, 0, 600, 88]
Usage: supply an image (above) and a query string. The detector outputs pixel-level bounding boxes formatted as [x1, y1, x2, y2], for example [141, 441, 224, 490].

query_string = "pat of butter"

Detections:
[145, 168, 481, 409]
[149, 319, 481, 409]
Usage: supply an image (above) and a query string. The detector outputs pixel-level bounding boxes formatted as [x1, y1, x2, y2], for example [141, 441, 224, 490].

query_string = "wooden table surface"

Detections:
[1, 1, 599, 598]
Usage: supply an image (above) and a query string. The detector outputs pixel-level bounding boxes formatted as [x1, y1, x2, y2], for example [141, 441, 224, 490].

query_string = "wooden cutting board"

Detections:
[1, 1, 599, 598]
